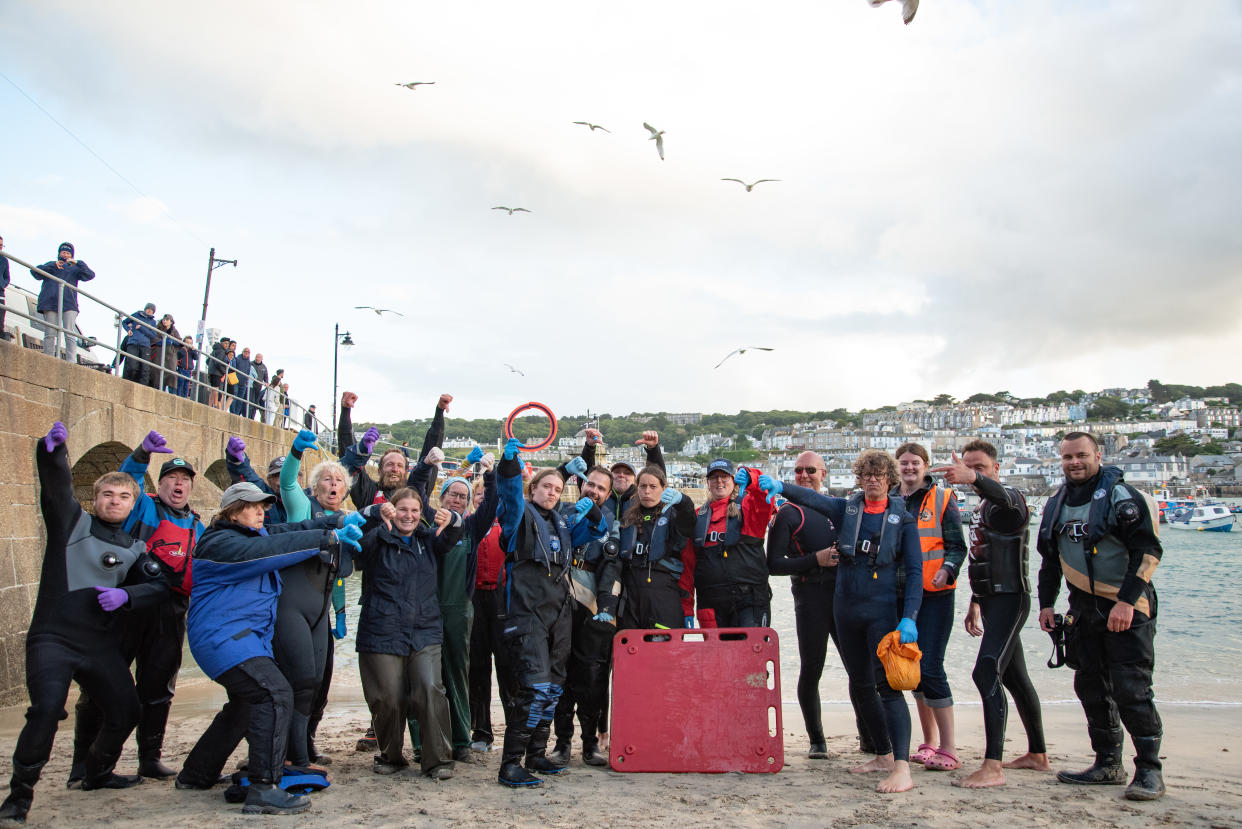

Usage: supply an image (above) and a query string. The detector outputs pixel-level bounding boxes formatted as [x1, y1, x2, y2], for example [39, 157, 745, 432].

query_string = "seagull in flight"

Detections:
[395, 81, 436, 89]
[643, 122, 666, 160]
[714, 346, 774, 369]
[721, 178, 782, 192]
[573, 121, 611, 133]
[492, 206, 531, 215]
[355, 306, 405, 317]
[868, 0, 918, 25]
[504, 363, 526, 376]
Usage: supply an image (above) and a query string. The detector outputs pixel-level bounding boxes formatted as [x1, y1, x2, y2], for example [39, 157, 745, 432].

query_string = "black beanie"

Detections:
[58, 242, 74, 256]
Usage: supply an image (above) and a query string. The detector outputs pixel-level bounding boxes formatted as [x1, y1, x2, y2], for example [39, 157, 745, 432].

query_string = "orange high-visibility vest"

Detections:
[916, 486, 955, 593]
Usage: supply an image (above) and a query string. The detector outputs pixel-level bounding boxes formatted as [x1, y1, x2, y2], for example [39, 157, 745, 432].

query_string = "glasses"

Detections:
[858, 473, 885, 481]
[794, 467, 822, 475]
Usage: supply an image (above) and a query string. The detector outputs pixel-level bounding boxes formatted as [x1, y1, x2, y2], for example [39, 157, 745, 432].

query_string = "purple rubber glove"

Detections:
[44, 421, 68, 453]
[226, 436, 246, 463]
[141, 431, 173, 455]
[95, 586, 129, 612]
[360, 427, 380, 455]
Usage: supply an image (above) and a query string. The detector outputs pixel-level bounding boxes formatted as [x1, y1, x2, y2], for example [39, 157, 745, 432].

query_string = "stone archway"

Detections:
[203, 458, 231, 493]
[71, 441, 152, 506]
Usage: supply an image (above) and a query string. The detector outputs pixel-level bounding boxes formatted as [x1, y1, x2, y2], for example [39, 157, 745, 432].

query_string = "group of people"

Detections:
[0, 386, 1167, 820]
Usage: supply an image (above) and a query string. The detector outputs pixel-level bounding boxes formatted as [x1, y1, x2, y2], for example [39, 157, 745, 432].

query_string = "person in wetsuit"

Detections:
[933, 441, 1049, 788]
[0, 423, 168, 824]
[617, 466, 696, 631]
[1037, 431, 1165, 802]
[494, 439, 607, 788]
[70, 430, 204, 785]
[759, 448, 923, 794]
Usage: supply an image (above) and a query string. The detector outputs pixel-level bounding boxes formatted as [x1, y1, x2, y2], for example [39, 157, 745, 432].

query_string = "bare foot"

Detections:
[597, 731, 610, 753]
[1002, 752, 1051, 771]
[850, 754, 896, 775]
[954, 760, 1006, 788]
[876, 761, 914, 793]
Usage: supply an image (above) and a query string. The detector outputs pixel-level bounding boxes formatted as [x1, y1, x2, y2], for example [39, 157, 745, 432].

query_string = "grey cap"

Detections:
[220, 482, 277, 510]
[266, 456, 285, 477]
[610, 461, 638, 476]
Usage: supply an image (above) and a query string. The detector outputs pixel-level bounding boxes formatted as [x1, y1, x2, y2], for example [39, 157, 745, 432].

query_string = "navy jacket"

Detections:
[354, 516, 464, 656]
[123, 310, 158, 348]
[32, 259, 95, 313]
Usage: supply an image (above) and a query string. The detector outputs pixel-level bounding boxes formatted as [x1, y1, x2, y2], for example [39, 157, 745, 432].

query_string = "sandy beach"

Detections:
[1, 670, 1239, 829]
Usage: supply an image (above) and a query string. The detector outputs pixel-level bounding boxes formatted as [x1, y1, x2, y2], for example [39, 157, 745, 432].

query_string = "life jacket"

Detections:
[836, 493, 906, 567]
[621, 507, 683, 574]
[691, 498, 768, 596]
[915, 485, 956, 593]
[509, 502, 572, 567]
[475, 522, 505, 590]
[147, 500, 198, 596]
[966, 484, 1030, 597]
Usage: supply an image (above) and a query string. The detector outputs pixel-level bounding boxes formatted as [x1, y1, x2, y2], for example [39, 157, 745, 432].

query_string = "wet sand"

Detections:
[1, 672, 1240, 828]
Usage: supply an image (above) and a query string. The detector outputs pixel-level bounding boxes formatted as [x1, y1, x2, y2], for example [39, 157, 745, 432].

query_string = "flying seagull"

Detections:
[504, 363, 526, 376]
[395, 81, 436, 89]
[573, 121, 611, 133]
[721, 178, 781, 192]
[492, 206, 531, 215]
[643, 122, 666, 161]
[714, 346, 774, 369]
[868, 0, 918, 25]
[355, 306, 405, 317]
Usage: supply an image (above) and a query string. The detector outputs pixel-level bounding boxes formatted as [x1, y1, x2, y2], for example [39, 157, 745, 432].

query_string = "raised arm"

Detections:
[280, 430, 319, 522]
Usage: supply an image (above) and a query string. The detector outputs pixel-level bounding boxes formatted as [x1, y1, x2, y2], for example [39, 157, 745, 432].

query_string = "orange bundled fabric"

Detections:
[876, 630, 922, 691]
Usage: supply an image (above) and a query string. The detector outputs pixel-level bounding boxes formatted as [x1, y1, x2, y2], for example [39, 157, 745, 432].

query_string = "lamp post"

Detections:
[332, 323, 355, 446]
[197, 247, 237, 353]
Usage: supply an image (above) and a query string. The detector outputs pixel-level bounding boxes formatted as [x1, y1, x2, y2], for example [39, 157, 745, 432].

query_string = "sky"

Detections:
[1, 1, 1239, 425]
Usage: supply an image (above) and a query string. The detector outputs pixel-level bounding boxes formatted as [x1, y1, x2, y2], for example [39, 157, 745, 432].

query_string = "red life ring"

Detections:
[504, 402, 558, 452]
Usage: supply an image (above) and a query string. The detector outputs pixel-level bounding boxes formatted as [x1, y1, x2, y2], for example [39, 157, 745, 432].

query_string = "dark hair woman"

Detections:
[618, 466, 696, 630]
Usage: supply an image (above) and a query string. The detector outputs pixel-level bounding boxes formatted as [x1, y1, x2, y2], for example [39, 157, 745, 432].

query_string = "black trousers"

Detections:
[10, 633, 138, 782]
[619, 566, 683, 631]
[74, 601, 187, 765]
[553, 601, 614, 746]
[180, 657, 293, 785]
[973, 593, 1046, 761]
[122, 342, 150, 386]
[1070, 592, 1162, 741]
[702, 583, 772, 628]
[469, 588, 516, 744]
[502, 561, 573, 732]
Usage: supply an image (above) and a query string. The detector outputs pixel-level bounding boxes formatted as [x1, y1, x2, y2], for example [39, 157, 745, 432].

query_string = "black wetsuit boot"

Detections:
[1057, 726, 1126, 785]
[0, 760, 45, 823]
[498, 726, 541, 788]
[136, 702, 177, 779]
[579, 712, 607, 766]
[1125, 735, 1165, 801]
[80, 746, 143, 791]
[525, 723, 566, 774]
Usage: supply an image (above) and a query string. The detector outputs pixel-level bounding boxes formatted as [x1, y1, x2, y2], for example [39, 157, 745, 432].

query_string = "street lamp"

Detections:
[197, 247, 237, 353]
[332, 323, 355, 445]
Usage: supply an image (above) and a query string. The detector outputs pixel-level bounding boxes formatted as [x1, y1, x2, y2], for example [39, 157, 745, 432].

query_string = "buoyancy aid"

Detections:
[147, 500, 198, 596]
[511, 502, 572, 568]
[837, 493, 905, 566]
[692, 498, 767, 595]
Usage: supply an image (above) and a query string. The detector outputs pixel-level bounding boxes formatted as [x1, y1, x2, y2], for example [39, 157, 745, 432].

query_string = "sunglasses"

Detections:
[794, 467, 822, 475]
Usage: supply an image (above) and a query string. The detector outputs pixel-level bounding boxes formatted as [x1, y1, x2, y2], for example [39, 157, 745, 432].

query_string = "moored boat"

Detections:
[1165, 503, 1235, 532]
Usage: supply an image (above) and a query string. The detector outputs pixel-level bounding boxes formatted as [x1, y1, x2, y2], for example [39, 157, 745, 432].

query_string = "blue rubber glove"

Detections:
[565, 457, 588, 480]
[660, 489, 682, 507]
[334, 524, 363, 552]
[897, 617, 918, 644]
[293, 429, 319, 453]
[359, 427, 380, 455]
[757, 474, 782, 504]
[466, 446, 484, 465]
[44, 421, 68, 453]
[684, 615, 695, 629]
[341, 511, 366, 530]
[574, 497, 594, 520]
[141, 430, 173, 455]
[332, 610, 347, 640]
[593, 611, 615, 624]
[502, 437, 522, 460]
[94, 586, 128, 612]
[734, 467, 751, 502]
[226, 436, 246, 463]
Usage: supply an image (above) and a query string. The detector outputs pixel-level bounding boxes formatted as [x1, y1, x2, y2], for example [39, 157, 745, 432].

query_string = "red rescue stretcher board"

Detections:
[609, 627, 783, 773]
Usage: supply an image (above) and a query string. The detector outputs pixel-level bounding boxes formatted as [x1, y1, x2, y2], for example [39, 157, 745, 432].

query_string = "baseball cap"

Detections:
[706, 458, 734, 477]
[610, 461, 638, 476]
[158, 457, 196, 480]
[220, 482, 277, 509]
[266, 456, 285, 477]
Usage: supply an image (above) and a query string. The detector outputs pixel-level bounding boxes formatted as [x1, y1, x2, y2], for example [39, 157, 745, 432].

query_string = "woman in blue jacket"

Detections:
[175, 483, 362, 816]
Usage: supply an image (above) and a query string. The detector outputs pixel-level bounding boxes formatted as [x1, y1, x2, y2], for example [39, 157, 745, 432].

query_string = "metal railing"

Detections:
[1, 249, 337, 443]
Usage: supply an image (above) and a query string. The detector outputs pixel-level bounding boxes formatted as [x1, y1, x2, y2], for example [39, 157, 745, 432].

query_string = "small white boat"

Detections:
[1164, 503, 1235, 532]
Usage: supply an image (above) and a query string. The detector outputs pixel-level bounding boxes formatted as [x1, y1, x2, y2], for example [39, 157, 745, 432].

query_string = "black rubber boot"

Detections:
[547, 739, 571, 767]
[498, 727, 542, 788]
[355, 726, 377, 753]
[1057, 727, 1126, 785]
[1125, 735, 1166, 801]
[581, 736, 608, 767]
[0, 760, 45, 824]
[808, 741, 829, 760]
[81, 746, 143, 791]
[525, 723, 567, 774]
[241, 780, 311, 815]
[136, 703, 176, 779]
